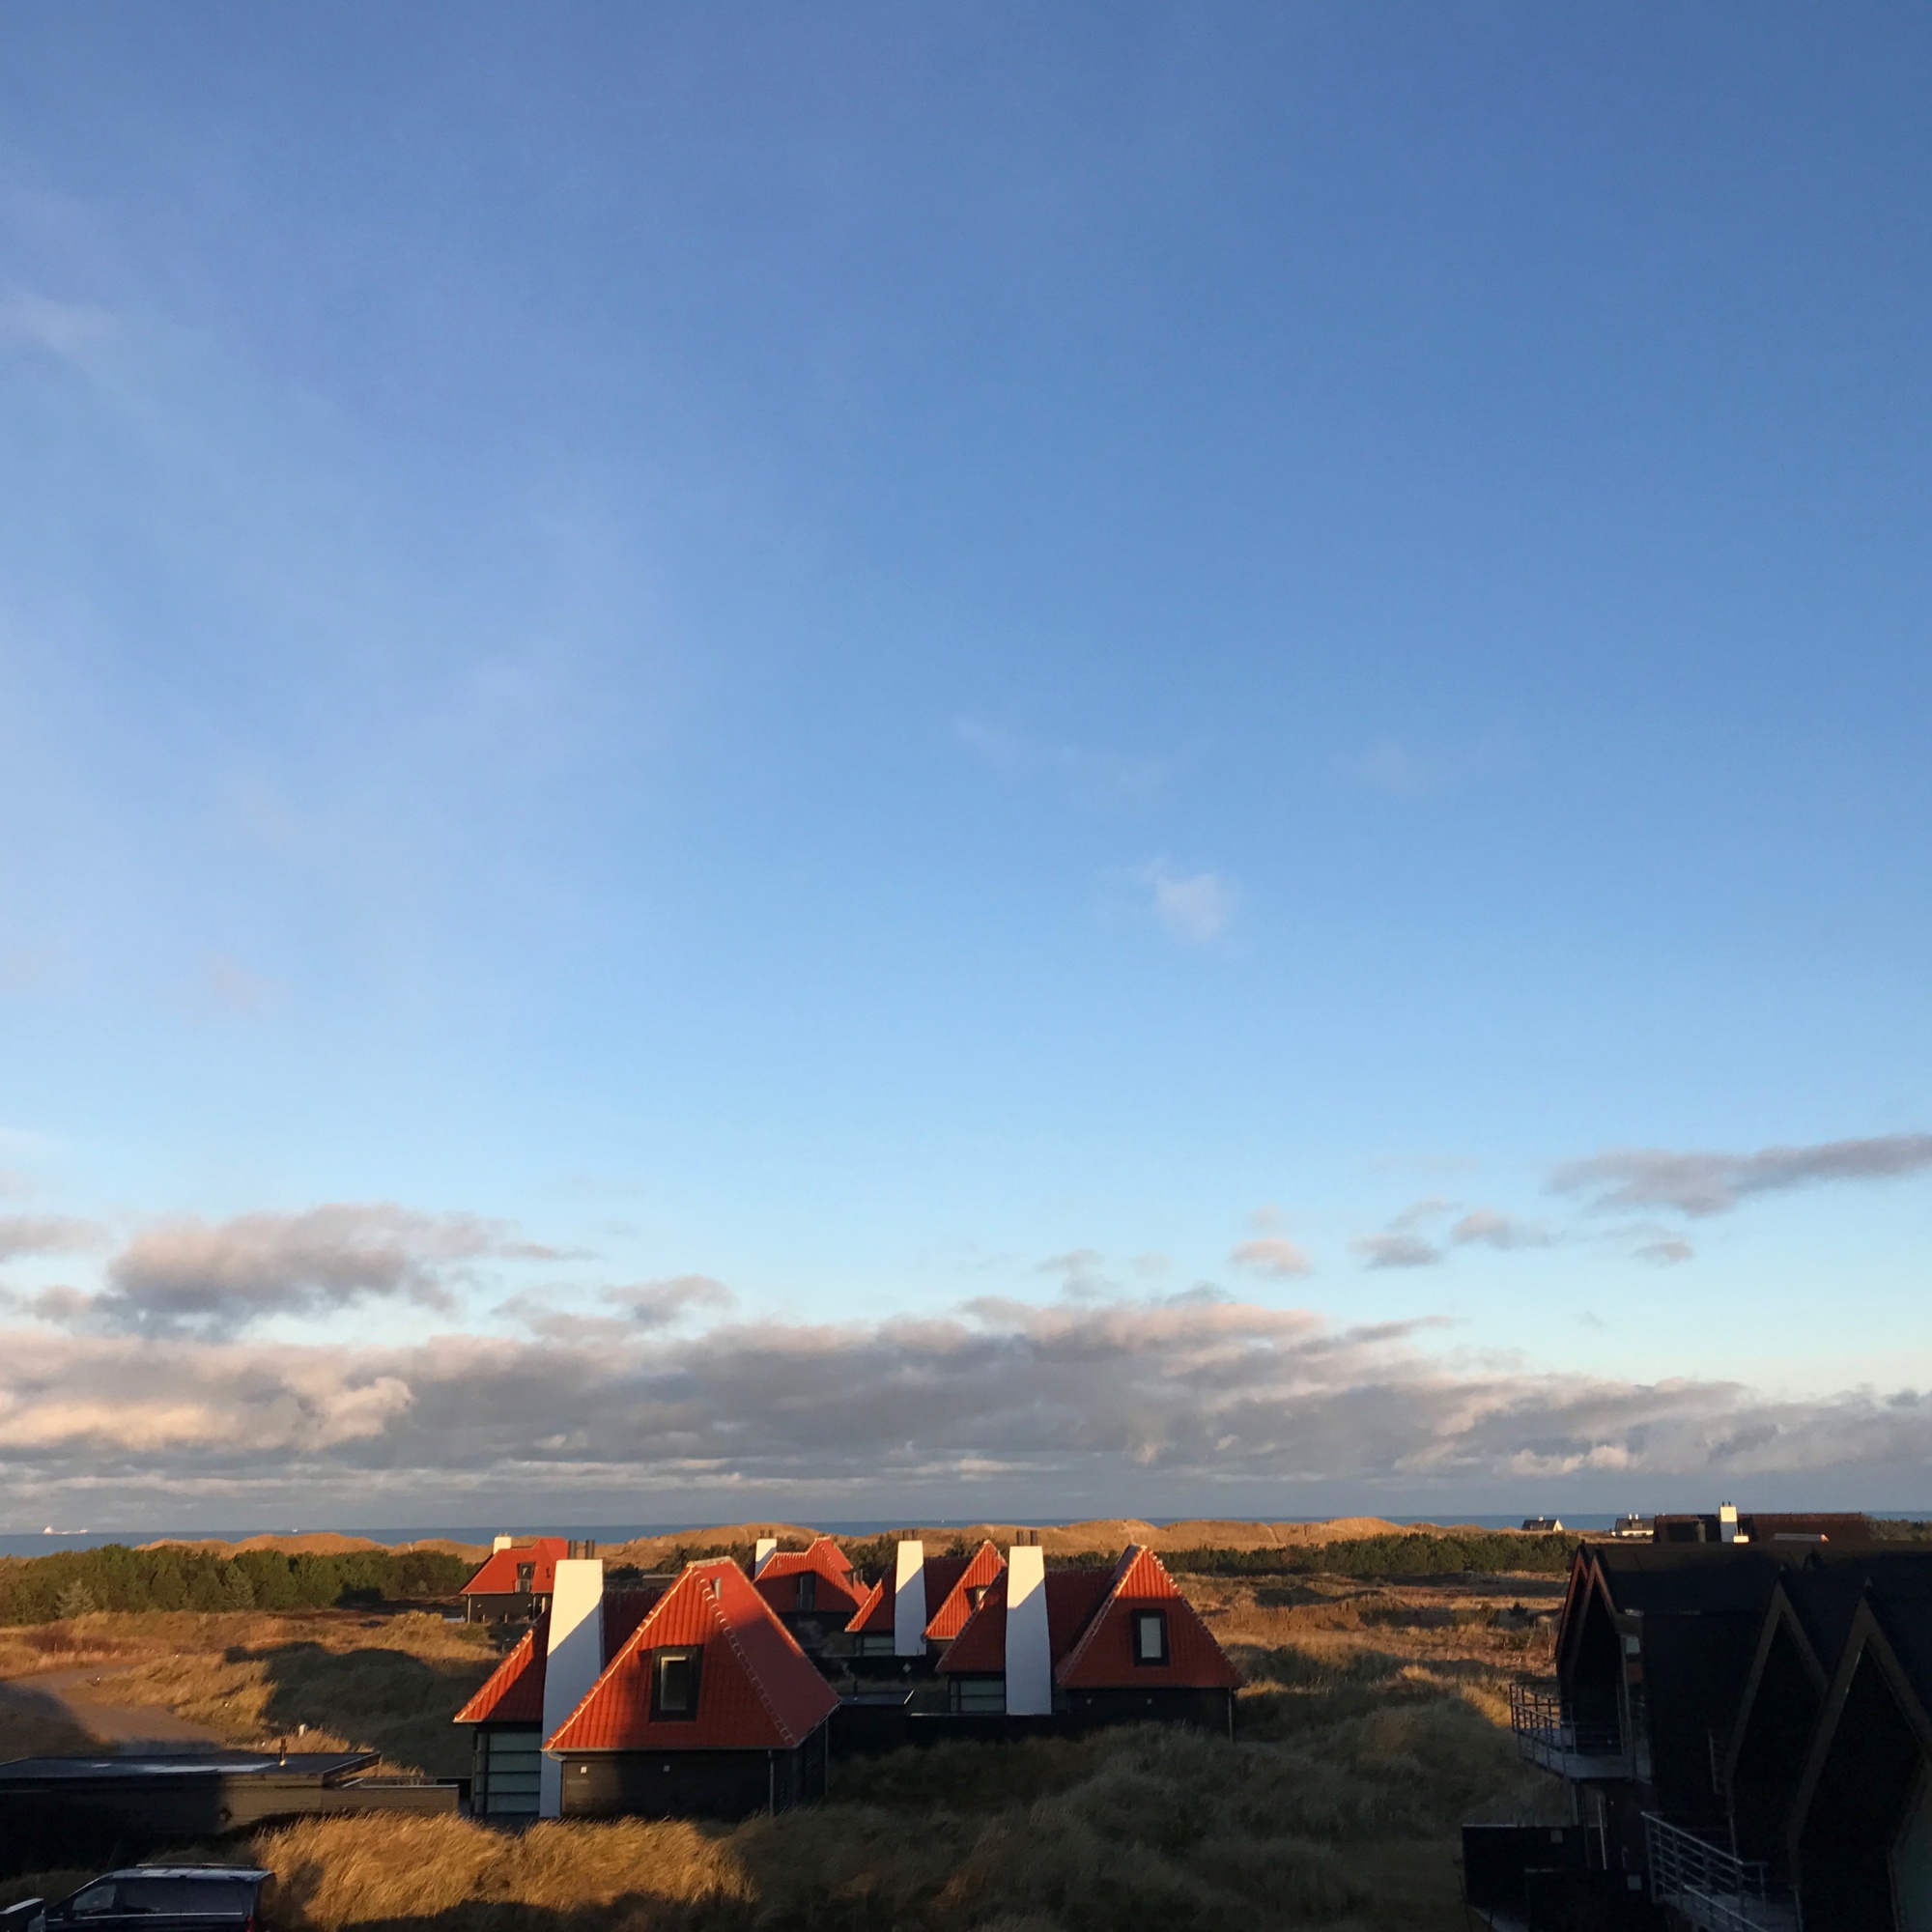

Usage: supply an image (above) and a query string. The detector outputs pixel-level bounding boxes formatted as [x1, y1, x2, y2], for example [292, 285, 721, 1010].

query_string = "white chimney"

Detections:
[1719, 1502, 1740, 1545]
[538, 1558, 604, 1818]
[492, 1534, 513, 1552]
[753, 1537, 778, 1577]
[893, 1540, 927, 1657]
[1004, 1545, 1052, 1716]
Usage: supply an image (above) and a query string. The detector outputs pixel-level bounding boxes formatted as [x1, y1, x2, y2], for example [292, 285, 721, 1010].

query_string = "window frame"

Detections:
[1130, 1607, 1170, 1667]
[651, 1645, 704, 1720]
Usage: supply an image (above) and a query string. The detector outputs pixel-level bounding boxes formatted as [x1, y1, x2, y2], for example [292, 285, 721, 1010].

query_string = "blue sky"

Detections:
[1, 8, 1930, 1525]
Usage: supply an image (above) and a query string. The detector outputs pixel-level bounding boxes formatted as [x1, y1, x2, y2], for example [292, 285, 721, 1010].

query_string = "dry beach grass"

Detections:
[1, 1565, 1563, 1930]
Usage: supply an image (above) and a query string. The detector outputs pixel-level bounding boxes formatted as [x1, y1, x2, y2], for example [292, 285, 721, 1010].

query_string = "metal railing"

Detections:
[1643, 1813, 1800, 1932]
[1509, 1682, 1631, 1777]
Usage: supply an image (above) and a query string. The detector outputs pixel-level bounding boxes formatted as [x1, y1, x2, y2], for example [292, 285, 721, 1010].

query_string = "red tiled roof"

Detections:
[845, 1576, 889, 1634]
[923, 1543, 1005, 1641]
[546, 1560, 839, 1752]
[937, 1565, 1114, 1675]
[844, 1552, 971, 1635]
[460, 1537, 573, 1598]
[456, 1617, 547, 1723]
[753, 1537, 863, 1617]
[1055, 1546, 1242, 1691]
[452, 1587, 667, 1727]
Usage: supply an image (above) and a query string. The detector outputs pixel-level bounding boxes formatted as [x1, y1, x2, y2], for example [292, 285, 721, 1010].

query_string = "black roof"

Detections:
[1590, 1543, 1804, 1615]
[1830, 1554, 1932, 1712]
[0, 1751, 375, 1784]
[1772, 1566, 1867, 1675]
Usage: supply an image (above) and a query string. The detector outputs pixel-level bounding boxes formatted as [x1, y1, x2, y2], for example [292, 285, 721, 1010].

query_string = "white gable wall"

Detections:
[538, 1558, 605, 1817]
[893, 1540, 928, 1656]
[1005, 1546, 1052, 1715]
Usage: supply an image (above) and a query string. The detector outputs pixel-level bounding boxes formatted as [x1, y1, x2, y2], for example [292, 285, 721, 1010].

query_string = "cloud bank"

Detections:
[5, 1287, 1932, 1517]
[71, 1206, 564, 1337]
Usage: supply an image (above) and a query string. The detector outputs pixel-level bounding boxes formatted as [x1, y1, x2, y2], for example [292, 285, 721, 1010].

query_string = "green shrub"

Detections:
[1167, 1532, 1583, 1578]
[0, 1546, 473, 1625]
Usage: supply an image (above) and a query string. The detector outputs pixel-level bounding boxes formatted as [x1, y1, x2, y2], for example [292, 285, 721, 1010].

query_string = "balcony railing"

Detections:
[1509, 1683, 1632, 1779]
[1643, 1814, 1801, 1932]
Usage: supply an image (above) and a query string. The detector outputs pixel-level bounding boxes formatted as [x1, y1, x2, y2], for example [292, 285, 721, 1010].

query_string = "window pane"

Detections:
[118, 1881, 254, 1916]
[658, 1651, 697, 1714]
[1135, 1611, 1165, 1661]
[70, 1887, 117, 1918]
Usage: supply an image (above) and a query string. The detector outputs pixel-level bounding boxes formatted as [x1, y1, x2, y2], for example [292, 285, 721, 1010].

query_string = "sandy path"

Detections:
[0, 1665, 223, 1751]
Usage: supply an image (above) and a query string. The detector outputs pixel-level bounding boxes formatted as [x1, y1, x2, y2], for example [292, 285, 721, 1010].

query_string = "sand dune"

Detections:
[131, 1515, 1529, 1574]
[139, 1533, 490, 1560]
[597, 1512, 1528, 1569]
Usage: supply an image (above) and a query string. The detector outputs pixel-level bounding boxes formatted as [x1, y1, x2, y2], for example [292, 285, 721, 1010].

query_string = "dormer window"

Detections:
[516, 1563, 535, 1592]
[967, 1585, 989, 1611]
[1131, 1608, 1169, 1666]
[652, 1647, 703, 1719]
[797, 1572, 817, 1613]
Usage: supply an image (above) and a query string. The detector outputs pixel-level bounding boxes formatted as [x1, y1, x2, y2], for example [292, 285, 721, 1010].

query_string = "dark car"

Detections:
[13, 1867, 271, 1932]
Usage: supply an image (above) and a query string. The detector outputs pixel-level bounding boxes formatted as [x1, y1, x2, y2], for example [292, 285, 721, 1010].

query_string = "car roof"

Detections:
[97, 1869, 270, 1883]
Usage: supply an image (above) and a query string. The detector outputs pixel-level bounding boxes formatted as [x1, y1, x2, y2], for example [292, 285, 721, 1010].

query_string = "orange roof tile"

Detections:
[546, 1560, 838, 1753]
[845, 1552, 971, 1635]
[1055, 1546, 1242, 1691]
[845, 1576, 889, 1634]
[456, 1617, 547, 1723]
[459, 1537, 573, 1598]
[923, 1542, 1005, 1641]
[753, 1537, 864, 1617]
[452, 1587, 666, 1727]
[937, 1565, 1114, 1675]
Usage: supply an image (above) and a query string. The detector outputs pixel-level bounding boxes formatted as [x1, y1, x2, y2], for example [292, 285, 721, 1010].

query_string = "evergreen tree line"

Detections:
[0, 1543, 473, 1623]
[1166, 1531, 1583, 1577]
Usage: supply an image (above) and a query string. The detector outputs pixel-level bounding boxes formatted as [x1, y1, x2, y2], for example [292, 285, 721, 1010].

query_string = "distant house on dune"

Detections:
[460, 1536, 600, 1624]
[938, 1544, 1240, 1733]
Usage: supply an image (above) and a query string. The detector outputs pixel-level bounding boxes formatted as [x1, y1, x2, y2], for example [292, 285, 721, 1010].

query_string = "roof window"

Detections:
[1131, 1608, 1170, 1666]
[651, 1647, 703, 1720]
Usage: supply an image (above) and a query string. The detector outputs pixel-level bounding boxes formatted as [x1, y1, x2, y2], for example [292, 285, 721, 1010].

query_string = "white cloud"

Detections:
[1229, 1236, 1313, 1279]
[1634, 1237, 1693, 1266]
[1550, 1133, 1932, 1218]
[73, 1204, 568, 1337]
[1140, 863, 1236, 945]
[1351, 1232, 1441, 1269]
[0, 296, 115, 362]
[0, 1215, 107, 1263]
[503, 1274, 736, 1340]
[954, 717, 1185, 807]
[1346, 738, 1433, 798]
[1450, 1208, 1554, 1252]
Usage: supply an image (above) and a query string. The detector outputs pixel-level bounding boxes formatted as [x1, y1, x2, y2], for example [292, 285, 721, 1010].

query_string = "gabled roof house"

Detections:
[453, 1581, 661, 1818]
[460, 1536, 599, 1624]
[546, 1559, 840, 1820]
[1782, 1554, 1932, 1932]
[937, 1544, 1239, 1734]
[751, 1536, 864, 1640]
[844, 1540, 1005, 1662]
[1487, 1527, 1932, 1932]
